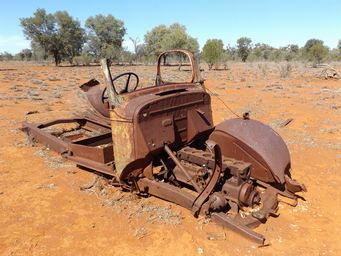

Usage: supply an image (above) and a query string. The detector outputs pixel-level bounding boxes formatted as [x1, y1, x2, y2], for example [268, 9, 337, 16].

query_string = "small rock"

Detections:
[330, 104, 341, 110]
[207, 232, 226, 241]
[31, 79, 43, 85]
[197, 247, 204, 254]
[48, 76, 60, 81]
[45, 183, 56, 189]
[37, 183, 56, 189]
[28, 90, 39, 97]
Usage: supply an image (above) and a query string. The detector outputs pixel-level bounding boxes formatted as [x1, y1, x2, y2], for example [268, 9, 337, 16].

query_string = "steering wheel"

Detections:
[101, 72, 139, 103]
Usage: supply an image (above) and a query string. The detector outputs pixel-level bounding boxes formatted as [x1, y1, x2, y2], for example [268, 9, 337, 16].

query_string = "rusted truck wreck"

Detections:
[22, 49, 306, 244]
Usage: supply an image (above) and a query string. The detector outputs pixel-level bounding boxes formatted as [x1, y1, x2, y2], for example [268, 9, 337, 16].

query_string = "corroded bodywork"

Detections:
[22, 49, 306, 245]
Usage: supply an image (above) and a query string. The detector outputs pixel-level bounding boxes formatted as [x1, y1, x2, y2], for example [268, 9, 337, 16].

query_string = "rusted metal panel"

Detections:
[110, 110, 135, 175]
[22, 118, 115, 175]
[210, 118, 291, 184]
[80, 79, 110, 118]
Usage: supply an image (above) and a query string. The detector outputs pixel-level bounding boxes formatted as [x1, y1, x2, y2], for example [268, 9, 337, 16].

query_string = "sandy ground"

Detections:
[0, 61, 340, 255]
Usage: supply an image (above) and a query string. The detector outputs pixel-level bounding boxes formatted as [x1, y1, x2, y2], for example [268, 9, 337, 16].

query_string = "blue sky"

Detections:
[0, 0, 340, 54]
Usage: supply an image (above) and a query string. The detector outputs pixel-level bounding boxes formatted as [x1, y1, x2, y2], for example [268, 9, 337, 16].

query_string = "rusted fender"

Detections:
[209, 118, 290, 184]
[80, 79, 110, 118]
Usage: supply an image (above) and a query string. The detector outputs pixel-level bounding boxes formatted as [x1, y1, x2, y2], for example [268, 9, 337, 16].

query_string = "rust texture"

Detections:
[22, 49, 306, 245]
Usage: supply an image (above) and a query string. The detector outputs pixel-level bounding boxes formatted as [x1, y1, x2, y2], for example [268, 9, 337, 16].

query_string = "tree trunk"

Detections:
[53, 51, 61, 66]
[54, 54, 58, 66]
[68, 56, 74, 66]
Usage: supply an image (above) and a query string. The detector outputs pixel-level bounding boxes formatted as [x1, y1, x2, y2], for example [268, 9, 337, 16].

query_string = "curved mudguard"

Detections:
[209, 118, 290, 184]
[80, 79, 110, 118]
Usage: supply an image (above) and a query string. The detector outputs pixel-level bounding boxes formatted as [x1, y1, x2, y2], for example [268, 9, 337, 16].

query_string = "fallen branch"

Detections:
[316, 64, 341, 80]
[280, 118, 294, 128]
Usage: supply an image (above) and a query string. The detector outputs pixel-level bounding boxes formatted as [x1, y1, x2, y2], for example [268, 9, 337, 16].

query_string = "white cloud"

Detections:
[0, 35, 30, 54]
